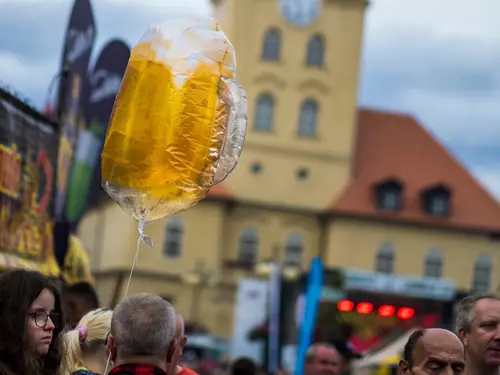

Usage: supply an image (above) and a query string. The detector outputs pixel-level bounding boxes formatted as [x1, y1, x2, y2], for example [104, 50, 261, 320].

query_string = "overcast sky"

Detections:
[0, 0, 499, 199]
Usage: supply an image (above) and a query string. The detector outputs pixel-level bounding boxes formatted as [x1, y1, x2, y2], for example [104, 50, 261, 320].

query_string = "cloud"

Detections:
[0, 0, 498, 199]
[0, 0, 212, 107]
[0, 51, 56, 108]
[360, 0, 500, 198]
[474, 168, 500, 199]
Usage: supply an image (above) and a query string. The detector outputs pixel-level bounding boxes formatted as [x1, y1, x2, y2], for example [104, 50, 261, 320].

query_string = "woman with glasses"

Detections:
[0, 268, 66, 375]
[63, 308, 113, 375]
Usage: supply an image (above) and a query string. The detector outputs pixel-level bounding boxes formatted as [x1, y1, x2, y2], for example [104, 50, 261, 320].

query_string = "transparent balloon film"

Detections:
[101, 18, 247, 222]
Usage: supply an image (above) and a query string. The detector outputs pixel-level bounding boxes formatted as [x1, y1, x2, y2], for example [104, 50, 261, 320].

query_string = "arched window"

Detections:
[254, 94, 274, 131]
[473, 254, 492, 292]
[424, 249, 443, 278]
[306, 34, 325, 67]
[298, 99, 318, 136]
[163, 216, 183, 258]
[375, 243, 394, 274]
[284, 232, 304, 267]
[238, 228, 259, 265]
[262, 28, 281, 61]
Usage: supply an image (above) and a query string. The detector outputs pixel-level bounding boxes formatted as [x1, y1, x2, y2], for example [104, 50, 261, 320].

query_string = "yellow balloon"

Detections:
[101, 18, 246, 222]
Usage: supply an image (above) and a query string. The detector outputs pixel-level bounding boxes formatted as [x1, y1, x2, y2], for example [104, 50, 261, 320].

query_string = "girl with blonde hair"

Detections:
[64, 308, 112, 375]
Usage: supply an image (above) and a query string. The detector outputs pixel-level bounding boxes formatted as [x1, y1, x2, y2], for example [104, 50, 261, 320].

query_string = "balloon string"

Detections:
[103, 218, 148, 375]
[123, 233, 141, 299]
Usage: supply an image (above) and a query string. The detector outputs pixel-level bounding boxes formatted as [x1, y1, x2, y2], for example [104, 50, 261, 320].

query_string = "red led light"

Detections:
[397, 307, 415, 320]
[356, 302, 373, 314]
[337, 299, 354, 312]
[378, 304, 396, 317]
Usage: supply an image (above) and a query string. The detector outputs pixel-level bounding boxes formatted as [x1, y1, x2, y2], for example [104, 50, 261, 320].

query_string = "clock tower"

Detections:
[212, 0, 368, 211]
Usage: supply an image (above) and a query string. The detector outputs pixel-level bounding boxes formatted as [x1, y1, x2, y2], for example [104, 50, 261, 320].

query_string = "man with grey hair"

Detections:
[107, 293, 177, 375]
[304, 342, 342, 375]
[456, 293, 500, 375]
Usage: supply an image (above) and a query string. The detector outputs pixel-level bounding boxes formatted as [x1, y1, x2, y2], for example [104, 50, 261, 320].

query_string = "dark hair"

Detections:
[231, 357, 258, 375]
[64, 282, 99, 310]
[0, 269, 66, 375]
[403, 329, 426, 369]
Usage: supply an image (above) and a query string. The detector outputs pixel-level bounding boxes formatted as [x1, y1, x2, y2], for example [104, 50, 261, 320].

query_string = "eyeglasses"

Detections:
[28, 311, 61, 328]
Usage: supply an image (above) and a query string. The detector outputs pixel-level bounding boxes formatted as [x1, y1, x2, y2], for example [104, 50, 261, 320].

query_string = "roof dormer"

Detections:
[421, 183, 452, 217]
[373, 178, 404, 212]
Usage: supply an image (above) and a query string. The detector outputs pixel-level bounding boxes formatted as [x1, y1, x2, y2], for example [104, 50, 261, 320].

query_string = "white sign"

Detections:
[231, 278, 268, 363]
[345, 269, 456, 301]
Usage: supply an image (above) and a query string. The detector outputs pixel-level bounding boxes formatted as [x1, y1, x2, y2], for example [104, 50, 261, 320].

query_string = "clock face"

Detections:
[279, 0, 322, 27]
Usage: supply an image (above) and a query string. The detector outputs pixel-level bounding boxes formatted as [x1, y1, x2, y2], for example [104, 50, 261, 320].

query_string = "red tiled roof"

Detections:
[330, 108, 500, 233]
[207, 183, 231, 199]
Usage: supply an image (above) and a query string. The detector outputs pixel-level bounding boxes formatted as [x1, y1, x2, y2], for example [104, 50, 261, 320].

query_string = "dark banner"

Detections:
[65, 39, 130, 223]
[0, 88, 61, 276]
[54, 0, 96, 220]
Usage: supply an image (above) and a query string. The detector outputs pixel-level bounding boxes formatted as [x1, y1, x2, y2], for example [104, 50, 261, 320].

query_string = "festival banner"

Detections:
[0, 88, 61, 276]
[54, 0, 96, 220]
[65, 39, 130, 223]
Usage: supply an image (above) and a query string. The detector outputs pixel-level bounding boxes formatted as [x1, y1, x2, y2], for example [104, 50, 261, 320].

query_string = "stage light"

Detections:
[337, 299, 354, 312]
[378, 304, 395, 317]
[356, 302, 373, 314]
[397, 307, 415, 320]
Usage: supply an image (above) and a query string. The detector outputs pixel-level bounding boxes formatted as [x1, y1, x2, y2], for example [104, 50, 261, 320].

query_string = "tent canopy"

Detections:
[353, 328, 419, 369]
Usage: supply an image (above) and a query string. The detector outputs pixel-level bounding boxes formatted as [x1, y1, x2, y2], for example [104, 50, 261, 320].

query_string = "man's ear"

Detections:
[458, 328, 468, 346]
[398, 359, 409, 375]
[181, 336, 187, 350]
[107, 335, 117, 362]
[167, 338, 178, 364]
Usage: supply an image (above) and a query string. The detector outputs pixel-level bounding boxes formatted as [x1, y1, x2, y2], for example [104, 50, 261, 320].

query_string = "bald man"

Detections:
[399, 328, 465, 375]
[169, 311, 199, 375]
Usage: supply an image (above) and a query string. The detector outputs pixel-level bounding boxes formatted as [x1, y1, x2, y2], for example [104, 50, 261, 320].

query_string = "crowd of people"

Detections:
[0, 268, 499, 375]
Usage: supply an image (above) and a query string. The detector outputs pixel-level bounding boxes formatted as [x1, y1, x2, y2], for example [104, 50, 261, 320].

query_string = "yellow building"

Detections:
[78, 0, 500, 339]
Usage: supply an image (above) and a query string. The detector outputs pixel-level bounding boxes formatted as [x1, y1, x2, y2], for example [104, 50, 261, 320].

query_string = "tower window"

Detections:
[296, 168, 309, 180]
[424, 249, 443, 278]
[374, 179, 404, 211]
[163, 216, 184, 258]
[421, 184, 452, 217]
[254, 93, 275, 131]
[238, 228, 259, 266]
[298, 99, 318, 137]
[250, 162, 262, 175]
[375, 243, 395, 274]
[284, 232, 304, 267]
[306, 34, 325, 67]
[262, 28, 281, 61]
[472, 254, 492, 293]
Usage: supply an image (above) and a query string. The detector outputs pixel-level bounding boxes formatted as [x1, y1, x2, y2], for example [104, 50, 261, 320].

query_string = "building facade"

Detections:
[78, 0, 500, 339]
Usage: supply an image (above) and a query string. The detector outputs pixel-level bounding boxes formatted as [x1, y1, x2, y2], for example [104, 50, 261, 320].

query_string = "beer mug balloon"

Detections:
[101, 18, 247, 246]
[100, 18, 247, 306]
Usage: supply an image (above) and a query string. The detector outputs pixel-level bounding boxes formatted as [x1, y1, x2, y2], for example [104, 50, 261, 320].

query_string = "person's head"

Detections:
[63, 282, 100, 328]
[174, 311, 187, 364]
[107, 293, 177, 371]
[64, 308, 113, 373]
[0, 269, 65, 374]
[230, 357, 258, 375]
[456, 293, 500, 368]
[331, 340, 361, 375]
[305, 342, 342, 375]
[399, 328, 465, 375]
